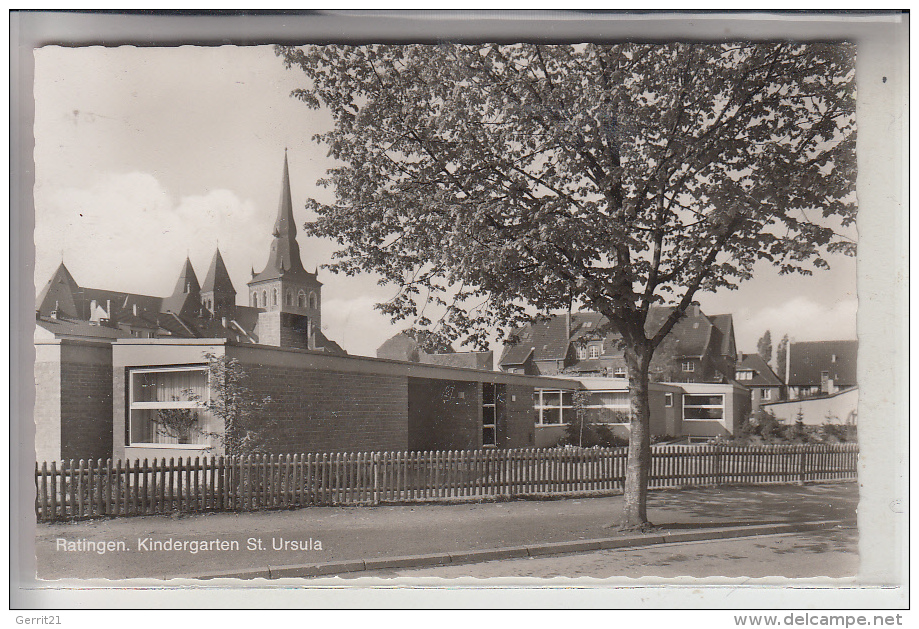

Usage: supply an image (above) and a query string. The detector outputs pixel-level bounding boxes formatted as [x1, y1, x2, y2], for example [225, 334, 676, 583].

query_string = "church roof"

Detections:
[201, 248, 236, 295]
[36, 262, 81, 318]
[160, 257, 201, 317]
[250, 152, 318, 285]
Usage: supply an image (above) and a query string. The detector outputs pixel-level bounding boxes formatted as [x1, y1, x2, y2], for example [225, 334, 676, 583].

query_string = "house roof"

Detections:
[737, 353, 784, 387]
[36, 316, 131, 341]
[36, 262, 81, 318]
[787, 340, 857, 387]
[500, 315, 572, 365]
[708, 314, 736, 357]
[377, 332, 420, 361]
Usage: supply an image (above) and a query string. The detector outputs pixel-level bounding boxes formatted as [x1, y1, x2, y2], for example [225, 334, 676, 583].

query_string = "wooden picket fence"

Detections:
[34, 444, 858, 522]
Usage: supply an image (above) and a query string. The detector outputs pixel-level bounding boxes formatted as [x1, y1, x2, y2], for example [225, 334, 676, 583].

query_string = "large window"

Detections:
[128, 367, 216, 446]
[736, 370, 754, 381]
[534, 389, 629, 425]
[588, 344, 601, 359]
[534, 390, 576, 425]
[683, 394, 724, 421]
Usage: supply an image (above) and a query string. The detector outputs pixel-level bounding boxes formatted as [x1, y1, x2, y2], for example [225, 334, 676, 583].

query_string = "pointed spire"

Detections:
[202, 247, 236, 296]
[161, 257, 201, 317]
[273, 150, 296, 240]
[37, 261, 80, 318]
[250, 152, 310, 285]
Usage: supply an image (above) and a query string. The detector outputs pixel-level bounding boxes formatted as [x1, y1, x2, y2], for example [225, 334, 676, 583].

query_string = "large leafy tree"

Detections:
[277, 42, 856, 528]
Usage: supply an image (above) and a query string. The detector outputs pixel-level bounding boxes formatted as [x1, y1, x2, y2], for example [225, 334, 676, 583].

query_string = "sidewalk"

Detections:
[35, 481, 857, 580]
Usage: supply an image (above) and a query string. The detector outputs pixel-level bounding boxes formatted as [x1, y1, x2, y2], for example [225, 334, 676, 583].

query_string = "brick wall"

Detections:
[407, 378, 480, 451]
[500, 384, 536, 448]
[244, 362, 409, 453]
[59, 342, 113, 461]
[34, 344, 62, 463]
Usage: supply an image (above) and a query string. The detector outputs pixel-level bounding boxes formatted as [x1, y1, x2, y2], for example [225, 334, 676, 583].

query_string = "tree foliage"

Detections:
[277, 42, 856, 526]
[757, 329, 773, 369]
[203, 352, 275, 457]
[776, 333, 790, 381]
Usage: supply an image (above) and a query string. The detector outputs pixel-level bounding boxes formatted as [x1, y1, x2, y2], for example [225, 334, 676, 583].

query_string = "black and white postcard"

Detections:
[10, 10, 909, 616]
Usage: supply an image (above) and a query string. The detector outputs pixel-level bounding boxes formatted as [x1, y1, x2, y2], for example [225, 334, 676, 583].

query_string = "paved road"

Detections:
[351, 528, 859, 580]
[34, 482, 857, 580]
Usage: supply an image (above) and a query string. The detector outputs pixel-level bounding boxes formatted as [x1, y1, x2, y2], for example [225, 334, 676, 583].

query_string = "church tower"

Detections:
[200, 247, 236, 319]
[161, 257, 203, 320]
[248, 152, 322, 349]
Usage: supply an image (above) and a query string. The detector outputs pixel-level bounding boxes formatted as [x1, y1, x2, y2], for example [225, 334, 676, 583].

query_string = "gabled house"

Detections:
[785, 340, 857, 400]
[735, 352, 784, 412]
[499, 304, 738, 384]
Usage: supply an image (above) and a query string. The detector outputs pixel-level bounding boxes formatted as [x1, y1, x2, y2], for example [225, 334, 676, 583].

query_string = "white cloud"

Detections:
[735, 296, 858, 351]
[320, 294, 402, 358]
[34, 172, 264, 298]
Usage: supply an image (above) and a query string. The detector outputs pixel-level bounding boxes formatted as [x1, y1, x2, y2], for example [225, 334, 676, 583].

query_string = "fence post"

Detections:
[714, 444, 723, 486]
[372, 452, 381, 506]
[797, 445, 806, 485]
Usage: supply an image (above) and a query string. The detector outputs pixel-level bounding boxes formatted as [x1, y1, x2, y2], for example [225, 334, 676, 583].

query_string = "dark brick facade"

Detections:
[500, 384, 537, 448]
[35, 340, 113, 462]
[245, 363, 409, 453]
[407, 378, 480, 451]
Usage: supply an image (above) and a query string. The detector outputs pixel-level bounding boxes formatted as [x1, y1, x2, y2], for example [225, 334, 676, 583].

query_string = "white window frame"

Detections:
[534, 389, 574, 425]
[682, 393, 725, 422]
[588, 344, 601, 359]
[577, 345, 588, 360]
[682, 361, 695, 372]
[613, 367, 627, 378]
[737, 370, 753, 381]
[762, 388, 772, 401]
[128, 366, 212, 448]
[664, 393, 673, 408]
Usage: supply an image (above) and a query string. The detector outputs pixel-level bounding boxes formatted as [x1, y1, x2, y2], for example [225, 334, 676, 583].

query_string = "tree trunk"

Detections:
[620, 346, 653, 530]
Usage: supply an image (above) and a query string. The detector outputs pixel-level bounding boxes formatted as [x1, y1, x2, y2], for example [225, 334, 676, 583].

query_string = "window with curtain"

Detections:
[128, 367, 216, 446]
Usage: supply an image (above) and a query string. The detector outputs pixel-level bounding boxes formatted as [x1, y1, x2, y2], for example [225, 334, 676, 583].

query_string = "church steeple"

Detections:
[273, 150, 296, 240]
[161, 257, 202, 318]
[248, 152, 323, 349]
[201, 247, 236, 319]
[251, 151, 310, 282]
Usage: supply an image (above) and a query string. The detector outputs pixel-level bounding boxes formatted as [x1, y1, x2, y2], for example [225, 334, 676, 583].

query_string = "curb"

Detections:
[184, 519, 847, 581]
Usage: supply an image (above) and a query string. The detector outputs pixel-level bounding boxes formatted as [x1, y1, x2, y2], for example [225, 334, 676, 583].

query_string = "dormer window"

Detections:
[584, 321, 593, 328]
[588, 345, 601, 359]
[577, 346, 587, 360]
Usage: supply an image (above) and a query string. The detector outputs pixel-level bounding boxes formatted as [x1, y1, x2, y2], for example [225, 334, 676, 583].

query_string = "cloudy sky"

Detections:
[33, 45, 858, 358]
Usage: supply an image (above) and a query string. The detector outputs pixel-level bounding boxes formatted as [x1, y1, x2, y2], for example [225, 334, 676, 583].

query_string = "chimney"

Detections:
[133, 303, 138, 316]
[35, 309, 40, 321]
[106, 300, 111, 316]
[690, 301, 701, 317]
[221, 316, 228, 328]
